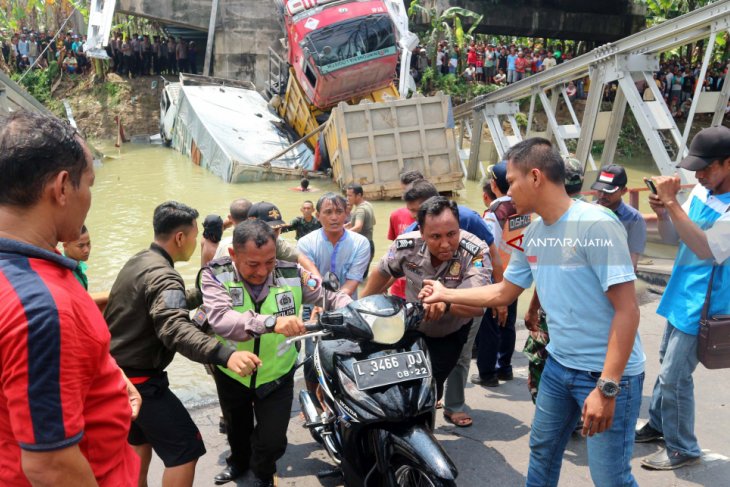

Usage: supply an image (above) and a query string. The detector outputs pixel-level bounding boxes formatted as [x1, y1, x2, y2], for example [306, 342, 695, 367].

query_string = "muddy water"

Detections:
[86, 141, 665, 406]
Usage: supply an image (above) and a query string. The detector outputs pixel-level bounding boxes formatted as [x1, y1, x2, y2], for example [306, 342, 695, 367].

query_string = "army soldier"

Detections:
[361, 196, 491, 400]
[199, 220, 350, 486]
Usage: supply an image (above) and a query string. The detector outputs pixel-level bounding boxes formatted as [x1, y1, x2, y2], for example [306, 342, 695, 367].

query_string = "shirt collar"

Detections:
[0, 237, 77, 270]
[150, 243, 174, 266]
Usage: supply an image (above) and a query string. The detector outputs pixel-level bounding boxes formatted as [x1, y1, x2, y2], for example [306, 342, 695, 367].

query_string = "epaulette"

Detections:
[459, 238, 481, 256]
[394, 238, 416, 250]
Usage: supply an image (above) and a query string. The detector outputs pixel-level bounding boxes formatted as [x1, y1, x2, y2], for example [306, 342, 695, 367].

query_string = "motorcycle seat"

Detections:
[318, 339, 362, 375]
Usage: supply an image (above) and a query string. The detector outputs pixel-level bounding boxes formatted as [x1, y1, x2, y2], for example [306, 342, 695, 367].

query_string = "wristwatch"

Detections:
[264, 315, 276, 332]
[596, 378, 620, 398]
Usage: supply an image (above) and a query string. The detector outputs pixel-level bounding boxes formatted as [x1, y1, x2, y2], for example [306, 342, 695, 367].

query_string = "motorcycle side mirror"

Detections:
[323, 272, 340, 293]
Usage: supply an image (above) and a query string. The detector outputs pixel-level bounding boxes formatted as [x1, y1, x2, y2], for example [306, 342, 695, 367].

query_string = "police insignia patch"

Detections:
[275, 291, 296, 316]
[459, 238, 480, 256]
[396, 238, 415, 250]
[449, 262, 461, 276]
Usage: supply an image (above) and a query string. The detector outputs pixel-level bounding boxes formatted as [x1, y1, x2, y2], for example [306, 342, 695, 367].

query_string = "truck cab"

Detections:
[283, 0, 398, 109]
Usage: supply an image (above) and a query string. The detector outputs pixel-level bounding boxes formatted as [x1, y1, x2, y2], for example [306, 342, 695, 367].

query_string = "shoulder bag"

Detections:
[698, 264, 730, 369]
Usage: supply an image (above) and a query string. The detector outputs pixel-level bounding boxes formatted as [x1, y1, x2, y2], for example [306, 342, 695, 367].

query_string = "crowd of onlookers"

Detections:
[1, 27, 89, 75]
[408, 40, 577, 87]
[0, 27, 200, 78]
[104, 31, 199, 78]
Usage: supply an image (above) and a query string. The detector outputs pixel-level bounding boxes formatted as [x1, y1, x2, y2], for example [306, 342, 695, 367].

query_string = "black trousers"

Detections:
[424, 322, 471, 400]
[476, 300, 518, 378]
[213, 367, 293, 479]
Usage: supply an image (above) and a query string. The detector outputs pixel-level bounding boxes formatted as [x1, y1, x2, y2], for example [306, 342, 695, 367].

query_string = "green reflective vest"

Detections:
[208, 259, 302, 388]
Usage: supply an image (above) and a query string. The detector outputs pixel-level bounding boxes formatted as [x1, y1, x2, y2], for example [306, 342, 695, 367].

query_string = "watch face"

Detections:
[600, 380, 620, 397]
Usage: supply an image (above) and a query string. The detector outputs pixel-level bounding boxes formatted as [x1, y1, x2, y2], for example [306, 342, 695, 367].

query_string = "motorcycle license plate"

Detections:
[352, 351, 430, 391]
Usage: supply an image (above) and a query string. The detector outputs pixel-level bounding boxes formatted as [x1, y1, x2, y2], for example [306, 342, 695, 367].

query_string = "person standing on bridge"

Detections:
[636, 126, 730, 470]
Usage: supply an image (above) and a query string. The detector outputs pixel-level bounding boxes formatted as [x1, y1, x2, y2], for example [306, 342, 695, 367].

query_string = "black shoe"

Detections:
[214, 465, 244, 485]
[470, 373, 499, 387]
[253, 475, 276, 487]
[497, 370, 514, 381]
[635, 422, 663, 443]
[641, 449, 700, 470]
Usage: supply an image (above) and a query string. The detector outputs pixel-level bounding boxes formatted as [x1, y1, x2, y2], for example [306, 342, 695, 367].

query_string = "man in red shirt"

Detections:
[0, 111, 140, 486]
[386, 170, 423, 298]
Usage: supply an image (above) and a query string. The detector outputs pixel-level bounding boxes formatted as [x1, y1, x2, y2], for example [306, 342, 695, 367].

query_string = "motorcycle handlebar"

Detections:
[304, 322, 322, 332]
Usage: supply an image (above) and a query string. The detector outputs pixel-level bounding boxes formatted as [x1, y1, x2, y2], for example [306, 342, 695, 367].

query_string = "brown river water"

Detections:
[85, 141, 667, 406]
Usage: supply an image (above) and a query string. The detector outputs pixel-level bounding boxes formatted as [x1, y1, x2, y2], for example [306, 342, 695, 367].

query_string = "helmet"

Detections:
[563, 156, 584, 194]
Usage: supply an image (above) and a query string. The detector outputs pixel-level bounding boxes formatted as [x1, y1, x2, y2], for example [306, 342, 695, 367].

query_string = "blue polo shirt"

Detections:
[404, 205, 494, 246]
[657, 185, 730, 335]
[613, 201, 647, 255]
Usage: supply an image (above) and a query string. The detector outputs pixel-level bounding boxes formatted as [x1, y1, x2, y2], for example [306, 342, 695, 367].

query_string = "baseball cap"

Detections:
[487, 161, 509, 193]
[248, 202, 287, 229]
[563, 156, 584, 191]
[677, 126, 730, 170]
[591, 164, 628, 193]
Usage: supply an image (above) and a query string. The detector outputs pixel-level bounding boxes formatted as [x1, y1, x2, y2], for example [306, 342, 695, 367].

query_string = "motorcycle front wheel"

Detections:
[392, 459, 456, 487]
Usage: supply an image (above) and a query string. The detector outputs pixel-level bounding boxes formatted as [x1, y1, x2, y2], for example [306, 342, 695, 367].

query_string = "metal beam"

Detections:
[454, 0, 730, 119]
[203, 0, 220, 76]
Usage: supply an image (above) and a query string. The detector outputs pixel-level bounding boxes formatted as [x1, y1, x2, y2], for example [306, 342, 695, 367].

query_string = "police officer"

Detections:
[361, 196, 492, 401]
[199, 219, 350, 486]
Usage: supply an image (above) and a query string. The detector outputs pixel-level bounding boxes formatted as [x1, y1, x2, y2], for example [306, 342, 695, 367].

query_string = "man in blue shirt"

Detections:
[636, 126, 730, 470]
[591, 164, 647, 270]
[420, 138, 644, 486]
[297, 193, 371, 298]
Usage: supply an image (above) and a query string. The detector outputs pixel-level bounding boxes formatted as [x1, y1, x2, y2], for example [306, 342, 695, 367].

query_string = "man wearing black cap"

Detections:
[591, 164, 647, 270]
[636, 126, 730, 470]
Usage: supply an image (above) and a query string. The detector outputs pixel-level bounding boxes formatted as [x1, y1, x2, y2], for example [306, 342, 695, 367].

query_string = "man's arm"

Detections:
[146, 270, 233, 367]
[419, 278, 524, 309]
[581, 280, 640, 437]
[361, 269, 392, 297]
[653, 177, 714, 258]
[21, 446, 97, 487]
[297, 252, 321, 280]
[347, 209, 364, 233]
[340, 279, 361, 296]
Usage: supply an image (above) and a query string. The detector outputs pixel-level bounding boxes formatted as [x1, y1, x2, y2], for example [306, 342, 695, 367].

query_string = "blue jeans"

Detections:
[647, 322, 701, 457]
[527, 357, 644, 487]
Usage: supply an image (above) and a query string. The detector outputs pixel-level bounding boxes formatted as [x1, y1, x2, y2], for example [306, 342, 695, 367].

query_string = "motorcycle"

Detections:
[278, 273, 458, 487]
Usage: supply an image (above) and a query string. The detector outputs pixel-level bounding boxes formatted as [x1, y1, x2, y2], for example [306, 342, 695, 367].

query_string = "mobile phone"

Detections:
[645, 178, 657, 194]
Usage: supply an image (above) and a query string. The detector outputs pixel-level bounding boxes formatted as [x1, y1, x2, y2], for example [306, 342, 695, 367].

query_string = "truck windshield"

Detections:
[304, 14, 396, 74]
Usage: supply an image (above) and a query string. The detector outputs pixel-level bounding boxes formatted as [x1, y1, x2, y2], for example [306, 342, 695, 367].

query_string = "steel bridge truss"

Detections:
[454, 0, 730, 185]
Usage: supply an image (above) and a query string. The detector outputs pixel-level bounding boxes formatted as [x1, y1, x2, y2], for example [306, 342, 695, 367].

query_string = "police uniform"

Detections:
[377, 230, 491, 397]
[199, 257, 349, 481]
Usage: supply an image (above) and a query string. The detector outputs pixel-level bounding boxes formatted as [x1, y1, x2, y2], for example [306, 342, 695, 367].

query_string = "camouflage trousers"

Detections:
[522, 310, 549, 404]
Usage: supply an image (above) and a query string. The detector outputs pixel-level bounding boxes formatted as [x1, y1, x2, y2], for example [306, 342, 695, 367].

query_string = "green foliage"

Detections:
[515, 112, 528, 129]
[11, 61, 59, 104]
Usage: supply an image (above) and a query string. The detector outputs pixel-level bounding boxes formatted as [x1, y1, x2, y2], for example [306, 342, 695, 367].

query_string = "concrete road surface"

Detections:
[149, 296, 730, 486]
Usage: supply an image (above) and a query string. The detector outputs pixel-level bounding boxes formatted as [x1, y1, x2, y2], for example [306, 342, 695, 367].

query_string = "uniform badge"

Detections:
[275, 291, 296, 316]
[459, 238, 480, 256]
[229, 287, 244, 307]
[396, 238, 415, 250]
[449, 262, 461, 276]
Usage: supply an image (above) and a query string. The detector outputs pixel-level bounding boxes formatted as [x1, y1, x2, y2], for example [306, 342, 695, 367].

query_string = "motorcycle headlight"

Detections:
[361, 310, 405, 345]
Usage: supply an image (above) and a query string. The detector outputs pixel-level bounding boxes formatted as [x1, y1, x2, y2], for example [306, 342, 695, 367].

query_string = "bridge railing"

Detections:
[454, 0, 730, 190]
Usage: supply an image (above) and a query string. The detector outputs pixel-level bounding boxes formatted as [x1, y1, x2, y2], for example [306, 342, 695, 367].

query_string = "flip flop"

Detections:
[444, 411, 473, 428]
[436, 400, 443, 409]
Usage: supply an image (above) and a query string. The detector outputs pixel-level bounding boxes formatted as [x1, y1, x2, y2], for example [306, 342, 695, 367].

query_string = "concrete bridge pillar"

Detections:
[213, 0, 282, 88]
